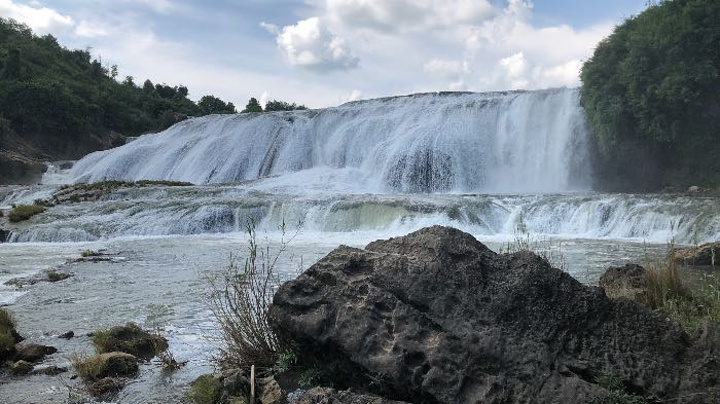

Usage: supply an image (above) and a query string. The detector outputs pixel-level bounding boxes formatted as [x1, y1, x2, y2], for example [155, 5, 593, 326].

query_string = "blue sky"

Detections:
[1, 0, 647, 108]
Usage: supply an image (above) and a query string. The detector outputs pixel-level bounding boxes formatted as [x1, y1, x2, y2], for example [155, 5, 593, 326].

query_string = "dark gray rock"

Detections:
[270, 226, 717, 404]
[9, 360, 33, 375]
[14, 344, 57, 362]
[599, 263, 646, 290]
[294, 388, 410, 404]
[32, 365, 68, 376]
[58, 330, 74, 339]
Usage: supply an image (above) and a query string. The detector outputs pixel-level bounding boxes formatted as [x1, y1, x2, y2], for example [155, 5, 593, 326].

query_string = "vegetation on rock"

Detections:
[7, 204, 45, 222]
[71, 352, 139, 381]
[91, 323, 168, 359]
[581, 0, 720, 191]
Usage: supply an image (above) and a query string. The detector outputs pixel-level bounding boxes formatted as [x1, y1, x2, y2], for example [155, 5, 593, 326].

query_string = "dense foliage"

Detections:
[581, 0, 720, 191]
[0, 18, 237, 163]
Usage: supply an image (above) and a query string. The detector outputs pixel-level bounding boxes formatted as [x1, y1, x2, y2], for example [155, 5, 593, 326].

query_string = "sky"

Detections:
[0, 0, 647, 108]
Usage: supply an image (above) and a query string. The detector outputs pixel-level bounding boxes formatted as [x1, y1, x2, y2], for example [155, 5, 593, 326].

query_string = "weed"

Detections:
[640, 241, 720, 332]
[589, 373, 648, 404]
[185, 374, 222, 404]
[0, 307, 16, 330]
[500, 212, 568, 271]
[272, 349, 297, 374]
[209, 219, 300, 371]
[81, 249, 101, 257]
[298, 367, 324, 389]
[46, 270, 71, 282]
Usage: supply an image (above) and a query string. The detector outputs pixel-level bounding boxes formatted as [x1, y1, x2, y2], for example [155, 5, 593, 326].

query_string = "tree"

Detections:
[142, 79, 155, 94]
[580, 0, 720, 191]
[198, 95, 236, 115]
[1, 48, 21, 80]
[264, 100, 308, 112]
[242, 97, 263, 113]
[122, 76, 134, 87]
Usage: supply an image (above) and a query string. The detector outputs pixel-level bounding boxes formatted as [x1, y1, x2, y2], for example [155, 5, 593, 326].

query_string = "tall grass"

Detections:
[641, 241, 720, 332]
[209, 220, 299, 371]
[500, 213, 568, 271]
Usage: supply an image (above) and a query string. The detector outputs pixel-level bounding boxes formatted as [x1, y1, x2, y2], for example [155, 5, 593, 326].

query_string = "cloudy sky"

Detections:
[1, 0, 646, 108]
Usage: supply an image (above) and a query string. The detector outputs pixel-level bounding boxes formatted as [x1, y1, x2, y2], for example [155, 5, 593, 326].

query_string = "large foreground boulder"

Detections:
[270, 226, 719, 404]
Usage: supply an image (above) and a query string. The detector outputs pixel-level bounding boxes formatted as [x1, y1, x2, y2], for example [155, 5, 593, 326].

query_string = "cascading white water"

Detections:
[69, 88, 590, 193]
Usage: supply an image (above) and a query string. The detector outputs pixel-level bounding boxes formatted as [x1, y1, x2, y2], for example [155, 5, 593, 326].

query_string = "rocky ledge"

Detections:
[269, 226, 719, 404]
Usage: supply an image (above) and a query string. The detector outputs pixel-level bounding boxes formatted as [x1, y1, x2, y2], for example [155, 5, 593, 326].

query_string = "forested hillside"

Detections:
[581, 0, 720, 191]
[0, 18, 236, 184]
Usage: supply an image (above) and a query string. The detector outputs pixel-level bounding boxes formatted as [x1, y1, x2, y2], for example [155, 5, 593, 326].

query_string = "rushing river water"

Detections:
[1, 89, 719, 402]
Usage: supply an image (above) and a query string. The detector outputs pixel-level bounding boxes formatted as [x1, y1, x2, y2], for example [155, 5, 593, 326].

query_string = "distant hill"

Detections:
[0, 18, 235, 184]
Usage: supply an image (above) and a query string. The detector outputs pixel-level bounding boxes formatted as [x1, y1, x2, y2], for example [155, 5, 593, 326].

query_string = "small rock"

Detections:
[58, 330, 75, 339]
[14, 344, 58, 362]
[599, 263, 647, 300]
[9, 360, 34, 375]
[88, 377, 126, 397]
[32, 365, 68, 376]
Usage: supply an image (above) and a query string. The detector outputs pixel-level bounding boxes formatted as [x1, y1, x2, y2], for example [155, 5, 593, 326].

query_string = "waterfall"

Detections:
[69, 88, 590, 193]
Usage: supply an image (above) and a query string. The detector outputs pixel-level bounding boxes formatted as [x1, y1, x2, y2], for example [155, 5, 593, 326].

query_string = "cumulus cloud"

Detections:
[424, 59, 467, 77]
[322, 0, 495, 33]
[75, 20, 110, 38]
[435, 0, 612, 91]
[0, 0, 74, 35]
[274, 17, 359, 72]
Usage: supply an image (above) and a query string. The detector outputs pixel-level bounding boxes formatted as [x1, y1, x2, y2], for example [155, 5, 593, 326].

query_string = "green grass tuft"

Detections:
[185, 374, 222, 404]
[8, 204, 45, 222]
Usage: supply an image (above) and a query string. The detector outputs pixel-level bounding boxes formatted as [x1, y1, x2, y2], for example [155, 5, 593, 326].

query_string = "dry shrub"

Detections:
[209, 220, 299, 371]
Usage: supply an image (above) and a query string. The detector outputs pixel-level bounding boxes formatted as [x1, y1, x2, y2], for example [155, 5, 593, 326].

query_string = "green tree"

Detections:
[198, 95, 236, 115]
[242, 97, 263, 113]
[264, 100, 308, 112]
[580, 0, 720, 191]
[142, 79, 154, 94]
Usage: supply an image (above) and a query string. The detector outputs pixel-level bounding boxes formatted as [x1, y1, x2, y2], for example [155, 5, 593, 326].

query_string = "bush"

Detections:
[8, 204, 45, 222]
[209, 221, 299, 371]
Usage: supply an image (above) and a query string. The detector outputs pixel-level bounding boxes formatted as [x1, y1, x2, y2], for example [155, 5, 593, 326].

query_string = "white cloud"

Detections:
[0, 0, 74, 35]
[275, 17, 359, 71]
[75, 20, 109, 38]
[125, 0, 174, 14]
[424, 59, 467, 77]
[499, 52, 530, 89]
[322, 0, 495, 33]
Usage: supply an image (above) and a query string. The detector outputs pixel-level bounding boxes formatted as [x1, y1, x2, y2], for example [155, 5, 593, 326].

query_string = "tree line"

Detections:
[580, 0, 719, 191]
[0, 17, 306, 166]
